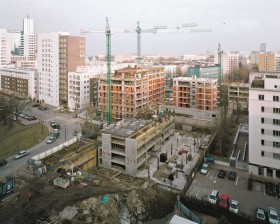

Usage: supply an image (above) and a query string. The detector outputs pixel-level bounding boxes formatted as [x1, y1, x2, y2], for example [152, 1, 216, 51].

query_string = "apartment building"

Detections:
[98, 66, 165, 122]
[228, 82, 249, 111]
[0, 67, 37, 99]
[187, 65, 219, 79]
[249, 73, 280, 179]
[173, 76, 218, 111]
[214, 53, 239, 77]
[59, 36, 86, 105]
[0, 29, 11, 65]
[37, 32, 85, 107]
[100, 117, 175, 176]
[258, 53, 280, 72]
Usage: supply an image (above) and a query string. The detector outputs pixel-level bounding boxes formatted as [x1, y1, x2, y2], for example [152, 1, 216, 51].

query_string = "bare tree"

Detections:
[9, 94, 32, 120]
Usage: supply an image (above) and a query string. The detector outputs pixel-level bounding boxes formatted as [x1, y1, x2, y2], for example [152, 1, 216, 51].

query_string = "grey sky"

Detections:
[1, 0, 279, 56]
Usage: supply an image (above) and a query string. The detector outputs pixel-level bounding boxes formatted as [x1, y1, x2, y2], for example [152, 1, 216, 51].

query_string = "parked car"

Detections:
[26, 115, 37, 121]
[256, 208, 266, 222]
[52, 124, 60, 129]
[53, 129, 60, 138]
[50, 121, 56, 126]
[18, 112, 28, 118]
[14, 150, 29, 159]
[268, 207, 279, 224]
[0, 159, 7, 167]
[228, 171, 237, 181]
[265, 182, 277, 197]
[218, 169, 226, 178]
[200, 163, 209, 175]
[277, 184, 280, 198]
[229, 200, 239, 214]
[219, 194, 230, 208]
[46, 136, 56, 144]
[208, 190, 219, 204]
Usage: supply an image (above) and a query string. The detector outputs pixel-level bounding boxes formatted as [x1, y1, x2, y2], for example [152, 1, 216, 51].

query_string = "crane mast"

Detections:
[106, 17, 112, 125]
[218, 43, 223, 84]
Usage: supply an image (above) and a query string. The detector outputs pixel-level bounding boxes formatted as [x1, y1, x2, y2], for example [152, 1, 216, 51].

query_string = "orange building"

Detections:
[99, 66, 165, 121]
[173, 76, 218, 111]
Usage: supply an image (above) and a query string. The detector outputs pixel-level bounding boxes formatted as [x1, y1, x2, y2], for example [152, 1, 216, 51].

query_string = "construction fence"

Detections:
[32, 137, 78, 161]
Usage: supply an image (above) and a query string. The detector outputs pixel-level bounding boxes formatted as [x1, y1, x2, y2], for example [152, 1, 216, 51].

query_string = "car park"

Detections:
[219, 194, 230, 208]
[200, 163, 209, 175]
[14, 150, 29, 159]
[268, 207, 279, 224]
[46, 136, 56, 144]
[208, 190, 219, 204]
[229, 200, 239, 214]
[228, 171, 237, 181]
[256, 208, 266, 222]
[217, 169, 226, 178]
[0, 159, 7, 167]
[265, 182, 277, 197]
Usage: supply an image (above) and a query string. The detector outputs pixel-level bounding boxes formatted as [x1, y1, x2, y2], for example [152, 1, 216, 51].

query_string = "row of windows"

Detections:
[262, 151, 280, 160]
[261, 140, 280, 148]
[259, 94, 280, 101]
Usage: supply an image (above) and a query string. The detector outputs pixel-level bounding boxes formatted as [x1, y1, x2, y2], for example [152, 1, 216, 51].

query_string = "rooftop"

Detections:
[103, 119, 152, 138]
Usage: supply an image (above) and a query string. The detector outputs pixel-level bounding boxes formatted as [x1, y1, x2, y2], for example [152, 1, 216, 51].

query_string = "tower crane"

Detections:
[217, 43, 223, 84]
[80, 19, 211, 125]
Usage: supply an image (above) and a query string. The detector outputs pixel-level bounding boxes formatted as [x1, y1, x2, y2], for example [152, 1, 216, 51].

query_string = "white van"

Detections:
[208, 190, 219, 204]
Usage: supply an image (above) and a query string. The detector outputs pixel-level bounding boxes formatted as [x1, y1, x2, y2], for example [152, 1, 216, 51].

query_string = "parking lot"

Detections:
[186, 164, 280, 219]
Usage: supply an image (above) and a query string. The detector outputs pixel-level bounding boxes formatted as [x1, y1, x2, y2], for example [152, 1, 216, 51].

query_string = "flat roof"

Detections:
[103, 119, 152, 138]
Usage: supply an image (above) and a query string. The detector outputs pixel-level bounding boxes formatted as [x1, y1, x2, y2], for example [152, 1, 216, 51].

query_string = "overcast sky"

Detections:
[1, 0, 279, 56]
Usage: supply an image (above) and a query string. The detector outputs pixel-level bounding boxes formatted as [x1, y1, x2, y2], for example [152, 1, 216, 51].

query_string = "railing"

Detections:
[32, 137, 78, 160]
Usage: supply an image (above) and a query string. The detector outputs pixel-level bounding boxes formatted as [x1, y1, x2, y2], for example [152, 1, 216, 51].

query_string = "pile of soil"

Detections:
[0, 175, 177, 224]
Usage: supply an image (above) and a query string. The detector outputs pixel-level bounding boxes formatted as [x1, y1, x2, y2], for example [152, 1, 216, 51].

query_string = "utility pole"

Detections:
[106, 17, 112, 125]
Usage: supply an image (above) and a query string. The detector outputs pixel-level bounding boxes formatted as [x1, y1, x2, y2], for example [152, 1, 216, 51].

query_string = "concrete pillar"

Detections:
[273, 169, 276, 179]
[263, 168, 267, 177]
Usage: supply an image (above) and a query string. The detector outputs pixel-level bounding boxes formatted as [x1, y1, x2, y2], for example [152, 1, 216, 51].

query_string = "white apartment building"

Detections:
[0, 67, 37, 99]
[0, 29, 11, 65]
[249, 73, 280, 179]
[37, 32, 69, 107]
[214, 53, 239, 76]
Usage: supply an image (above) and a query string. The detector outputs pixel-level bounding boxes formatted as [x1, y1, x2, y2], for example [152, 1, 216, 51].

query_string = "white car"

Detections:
[268, 207, 279, 224]
[208, 190, 219, 204]
[200, 163, 209, 174]
[229, 200, 239, 214]
[14, 150, 29, 159]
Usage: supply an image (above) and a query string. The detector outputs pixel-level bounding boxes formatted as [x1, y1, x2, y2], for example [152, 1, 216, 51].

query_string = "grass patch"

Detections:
[0, 121, 48, 159]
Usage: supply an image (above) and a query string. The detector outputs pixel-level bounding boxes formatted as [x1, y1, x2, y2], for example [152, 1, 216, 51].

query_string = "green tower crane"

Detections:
[106, 17, 112, 125]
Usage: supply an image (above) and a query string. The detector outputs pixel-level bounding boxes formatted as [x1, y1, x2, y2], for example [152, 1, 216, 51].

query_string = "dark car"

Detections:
[277, 184, 280, 198]
[0, 159, 7, 167]
[228, 171, 237, 181]
[265, 182, 276, 197]
[218, 169, 226, 178]
[26, 115, 37, 121]
[52, 124, 60, 129]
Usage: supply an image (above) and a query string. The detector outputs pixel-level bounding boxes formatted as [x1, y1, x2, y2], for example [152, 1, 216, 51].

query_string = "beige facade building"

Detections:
[258, 53, 280, 72]
[99, 66, 165, 122]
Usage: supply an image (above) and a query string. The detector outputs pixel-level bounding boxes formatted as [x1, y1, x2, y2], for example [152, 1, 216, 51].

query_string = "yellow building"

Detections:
[258, 53, 280, 72]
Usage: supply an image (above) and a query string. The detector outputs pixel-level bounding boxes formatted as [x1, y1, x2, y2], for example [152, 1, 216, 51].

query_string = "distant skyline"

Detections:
[1, 0, 280, 56]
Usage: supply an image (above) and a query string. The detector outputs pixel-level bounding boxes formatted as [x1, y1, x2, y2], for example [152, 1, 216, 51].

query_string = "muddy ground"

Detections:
[0, 168, 177, 224]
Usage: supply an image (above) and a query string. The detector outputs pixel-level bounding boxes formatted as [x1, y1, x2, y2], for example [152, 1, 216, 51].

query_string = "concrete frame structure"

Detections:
[0, 67, 37, 99]
[249, 73, 280, 179]
[98, 66, 165, 122]
[173, 76, 218, 111]
[0, 29, 11, 66]
[100, 117, 175, 176]
[228, 82, 249, 111]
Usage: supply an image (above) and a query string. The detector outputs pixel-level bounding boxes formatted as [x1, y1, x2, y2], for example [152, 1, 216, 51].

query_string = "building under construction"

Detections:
[98, 66, 165, 122]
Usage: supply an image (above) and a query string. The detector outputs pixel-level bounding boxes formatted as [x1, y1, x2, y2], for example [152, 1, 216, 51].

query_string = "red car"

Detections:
[219, 194, 229, 208]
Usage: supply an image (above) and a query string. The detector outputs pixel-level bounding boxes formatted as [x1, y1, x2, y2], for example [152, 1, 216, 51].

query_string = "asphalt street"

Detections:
[0, 107, 82, 180]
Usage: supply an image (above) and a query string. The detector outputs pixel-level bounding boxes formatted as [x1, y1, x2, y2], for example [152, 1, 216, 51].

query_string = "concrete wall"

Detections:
[101, 133, 112, 168]
[125, 138, 137, 175]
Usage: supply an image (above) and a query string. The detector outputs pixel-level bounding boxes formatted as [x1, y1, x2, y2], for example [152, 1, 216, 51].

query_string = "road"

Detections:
[0, 107, 82, 180]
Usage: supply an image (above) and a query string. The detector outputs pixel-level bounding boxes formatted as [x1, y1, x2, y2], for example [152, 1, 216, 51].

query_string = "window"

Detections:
[273, 108, 280, 114]
[273, 96, 279, 102]
[273, 119, 280, 125]
[261, 139, 264, 145]
[261, 117, 264, 123]
[258, 95, 264, 100]
[273, 141, 280, 148]
[261, 106, 264, 112]
[273, 130, 280, 136]
[261, 151, 264, 157]
[261, 129, 264, 134]
[273, 153, 280, 160]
